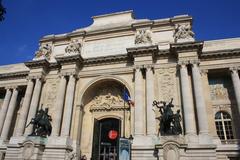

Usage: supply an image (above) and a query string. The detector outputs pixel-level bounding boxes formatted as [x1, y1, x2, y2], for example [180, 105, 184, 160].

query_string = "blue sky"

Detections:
[0, 0, 239, 65]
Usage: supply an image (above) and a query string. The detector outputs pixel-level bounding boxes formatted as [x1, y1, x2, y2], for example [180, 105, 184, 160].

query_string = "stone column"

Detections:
[191, 62, 210, 143]
[52, 75, 67, 136]
[230, 67, 240, 114]
[145, 65, 156, 135]
[24, 78, 43, 135]
[16, 79, 35, 136]
[0, 88, 12, 135]
[1, 87, 19, 140]
[179, 63, 197, 142]
[61, 75, 76, 136]
[134, 67, 144, 135]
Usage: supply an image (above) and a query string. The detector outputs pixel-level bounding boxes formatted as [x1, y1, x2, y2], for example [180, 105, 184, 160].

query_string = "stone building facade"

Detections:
[0, 10, 240, 160]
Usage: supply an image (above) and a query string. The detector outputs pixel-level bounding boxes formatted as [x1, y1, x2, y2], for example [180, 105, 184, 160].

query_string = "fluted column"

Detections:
[1, 87, 19, 140]
[61, 75, 76, 136]
[0, 88, 12, 135]
[24, 78, 43, 135]
[52, 75, 67, 136]
[134, 67, 144, 135]
[16, 79, 34, 136]
[146, 65, 156, 135]
[230, 67, 240, 114]
[191, 62, 210, 142]
[179, 63, 197, 141]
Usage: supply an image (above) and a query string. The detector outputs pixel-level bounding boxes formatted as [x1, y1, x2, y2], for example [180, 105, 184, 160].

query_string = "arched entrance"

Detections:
[92, 118, 121, 160]
[79, 79, 132, 159]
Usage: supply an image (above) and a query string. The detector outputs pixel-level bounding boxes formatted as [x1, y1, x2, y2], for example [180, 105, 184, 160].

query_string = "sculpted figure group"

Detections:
[153, 98, 182, 136]
[35, 44, 52, 60]
[26, 105, 52, 137]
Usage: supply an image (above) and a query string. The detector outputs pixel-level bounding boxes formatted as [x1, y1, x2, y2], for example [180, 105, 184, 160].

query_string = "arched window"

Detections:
[215, 111, 234, 140]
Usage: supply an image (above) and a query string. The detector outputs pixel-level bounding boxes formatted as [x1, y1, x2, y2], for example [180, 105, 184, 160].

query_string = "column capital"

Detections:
[134, 65, 144, 72]
[189, 60, 200, 67]
[61, 71, 78, 77]
[200, 69, 208, 76]
[178, 61, 188, 68]
[5, 85, 18, 90]
[28, 74, 45, 82]
[144, 64, 154, 71]
[229, 66, 239, 73]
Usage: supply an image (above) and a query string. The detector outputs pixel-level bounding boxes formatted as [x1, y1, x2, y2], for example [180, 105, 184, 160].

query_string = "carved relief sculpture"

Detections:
[65, 40, 82, 54]
[158, 68, 177, 102]
[174, 24, 195, 42]
[89, 85, 126, 112]
[135, 29, 152, 44]
[34, 44, 52, 60]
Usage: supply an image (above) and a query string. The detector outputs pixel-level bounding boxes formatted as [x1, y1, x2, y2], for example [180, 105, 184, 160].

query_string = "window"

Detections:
[215, 111, 234, 140]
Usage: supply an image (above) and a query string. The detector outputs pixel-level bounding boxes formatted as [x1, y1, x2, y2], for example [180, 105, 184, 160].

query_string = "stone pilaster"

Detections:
[0, 88, 12, 135]
[179, 62, 197, 143]
[16, 79, 35, 136]
[145, 65, 156, 136]
[134, 66, 144, 136]
[1, 87, 19, 140]
[230, 67, 240, 116]
[24, 78, 43, 135]
[52, 75, 67, 136]
[191, 61, 211, 143]
[61, 74, 76, 137]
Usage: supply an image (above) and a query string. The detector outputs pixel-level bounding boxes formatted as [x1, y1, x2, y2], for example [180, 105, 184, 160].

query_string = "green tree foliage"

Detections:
[0, 0, 6, 21]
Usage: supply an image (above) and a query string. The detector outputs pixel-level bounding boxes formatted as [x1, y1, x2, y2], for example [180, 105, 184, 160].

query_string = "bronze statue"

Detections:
[26, 105, 52, 137]
[153, 98, 182, 136]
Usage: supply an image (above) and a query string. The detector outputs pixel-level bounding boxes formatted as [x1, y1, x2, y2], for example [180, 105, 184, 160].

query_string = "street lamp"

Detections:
[0, 0, 6, 21]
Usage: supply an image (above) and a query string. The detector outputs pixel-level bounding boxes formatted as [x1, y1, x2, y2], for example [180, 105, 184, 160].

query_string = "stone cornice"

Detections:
[24, 59, 50, 69]
[200, 62, 240, 71]
[127, 45, 159, 58]
[0, 71, 29, 80]
[132, 20, 154, 29]
[200, 48, 240, 60]
[55, 54, 84, 65]
[170, 41, 203, 54]
[84, 54, 129, 66]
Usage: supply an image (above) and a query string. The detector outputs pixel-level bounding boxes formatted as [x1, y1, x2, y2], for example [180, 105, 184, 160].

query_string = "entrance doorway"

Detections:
[92, 118, 121, 160]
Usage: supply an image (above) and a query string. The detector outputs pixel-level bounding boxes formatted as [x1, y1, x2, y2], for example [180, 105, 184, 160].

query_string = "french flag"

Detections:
[123, 89, 134, 106]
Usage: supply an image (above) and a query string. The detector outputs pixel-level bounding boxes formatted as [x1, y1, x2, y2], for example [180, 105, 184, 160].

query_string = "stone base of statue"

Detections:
[152, 135, 217, 160]
[42, 136, 77, 160]
[3, 136, 46, 160]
